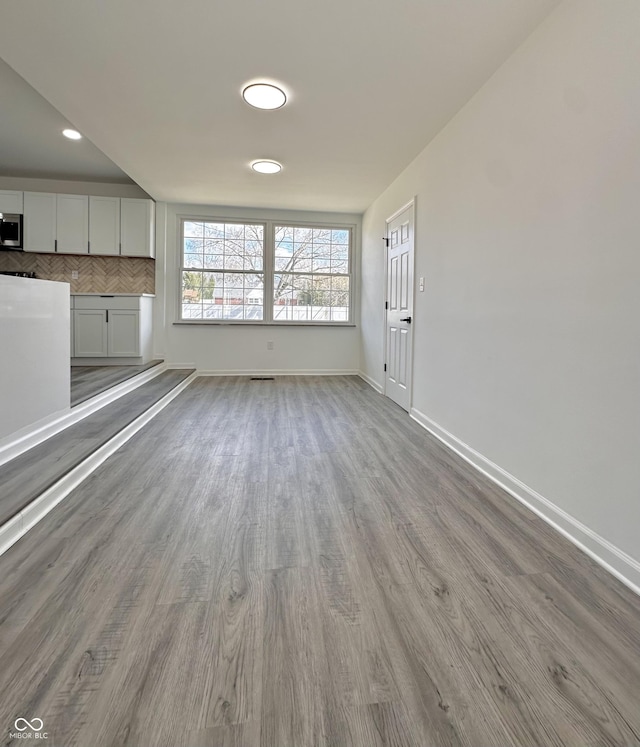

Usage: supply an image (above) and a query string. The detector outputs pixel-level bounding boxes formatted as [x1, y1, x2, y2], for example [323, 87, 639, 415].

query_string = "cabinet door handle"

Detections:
[106, 310, 109, 323]
[54, 239, 57, 252]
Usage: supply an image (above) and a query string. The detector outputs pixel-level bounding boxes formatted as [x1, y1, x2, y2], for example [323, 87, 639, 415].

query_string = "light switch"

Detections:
[71, 271, 79, 280]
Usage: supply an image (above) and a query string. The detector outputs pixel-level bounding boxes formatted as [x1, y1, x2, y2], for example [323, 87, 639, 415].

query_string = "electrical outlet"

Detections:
[71, 271, 79, 280]
[419, 276, 425, 292]
[267, 340, 274, 350]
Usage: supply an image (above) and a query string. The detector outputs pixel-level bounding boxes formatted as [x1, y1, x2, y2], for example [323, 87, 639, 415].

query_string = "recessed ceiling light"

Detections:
[62, 128, 82, 140]
[242, 83, 287, 110]
[251, 159, 282, 174]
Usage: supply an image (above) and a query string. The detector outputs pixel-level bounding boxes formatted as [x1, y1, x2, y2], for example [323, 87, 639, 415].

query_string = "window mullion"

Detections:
[264, 220, 274, 323]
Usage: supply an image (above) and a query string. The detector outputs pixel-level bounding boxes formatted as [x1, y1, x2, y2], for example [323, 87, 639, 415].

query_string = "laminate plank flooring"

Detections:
[70, 361, 164, 407]
[1, 376, 639, 746]
[0, 369, 194, 526]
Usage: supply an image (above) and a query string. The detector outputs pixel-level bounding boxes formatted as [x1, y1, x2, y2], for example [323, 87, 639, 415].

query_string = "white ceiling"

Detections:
[0, 58, 133, 184]
[0, 0, 559, 213]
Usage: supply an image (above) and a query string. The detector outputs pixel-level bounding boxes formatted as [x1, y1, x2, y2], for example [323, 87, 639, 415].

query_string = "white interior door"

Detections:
[384, 202, 414, 411]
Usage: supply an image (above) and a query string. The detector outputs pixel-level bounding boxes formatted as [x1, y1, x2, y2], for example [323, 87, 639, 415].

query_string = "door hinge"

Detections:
[384, 363, 387, 372]
[383, 237, 390, 247]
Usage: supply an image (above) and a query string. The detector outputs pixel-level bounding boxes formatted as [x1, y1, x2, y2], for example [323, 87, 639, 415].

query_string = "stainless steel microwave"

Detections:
[0, 213, 23, 249]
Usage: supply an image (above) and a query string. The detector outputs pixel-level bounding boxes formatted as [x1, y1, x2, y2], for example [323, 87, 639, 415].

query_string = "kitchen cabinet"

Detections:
[23, 192, 57, 253]
[21, 192, 155, 257]
[56, 194, 89, 254]
[74, 308, 142, 358]
[120, 198, 155, 258]
[74, 309, 108, 356]
[0, 190, 23, 213]
[107, 310, 140, 356]
[24, 192, 89, 254]
[89, 196, 120, 256]
[72, 295, 153, 363]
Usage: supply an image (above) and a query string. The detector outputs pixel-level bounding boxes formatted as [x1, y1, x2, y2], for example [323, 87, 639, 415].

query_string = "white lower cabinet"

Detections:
[74, 309, 108, 356]
[107, 310, 140, 356]
[72, 295, 153, 363]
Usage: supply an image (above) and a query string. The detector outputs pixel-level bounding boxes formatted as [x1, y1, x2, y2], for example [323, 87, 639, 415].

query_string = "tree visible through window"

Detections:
[274, 226, 350, 322]
[180, 219, 352, 323]
[181, 221, 264, 320]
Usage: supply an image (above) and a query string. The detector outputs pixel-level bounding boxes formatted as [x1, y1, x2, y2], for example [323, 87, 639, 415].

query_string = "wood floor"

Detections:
[0, 370, 194, 526]
[70, 361, 163, 406]
[1, 376, 639, 747]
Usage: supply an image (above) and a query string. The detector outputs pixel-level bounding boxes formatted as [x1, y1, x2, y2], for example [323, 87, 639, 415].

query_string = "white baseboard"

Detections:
[410, 407, 640, 597]
[196, 369, 359, 377]
[71, 357, 146, 366]
[0, 371, 197, 558]
[358, 371, 383, 393]
[0, 363, 168, 468]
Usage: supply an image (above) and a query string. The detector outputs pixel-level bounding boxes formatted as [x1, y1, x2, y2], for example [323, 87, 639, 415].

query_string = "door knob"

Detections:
[400, 316, 412, 323]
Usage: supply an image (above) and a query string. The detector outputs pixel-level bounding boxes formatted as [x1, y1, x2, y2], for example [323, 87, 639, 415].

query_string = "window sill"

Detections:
[173, 320, 356, 327]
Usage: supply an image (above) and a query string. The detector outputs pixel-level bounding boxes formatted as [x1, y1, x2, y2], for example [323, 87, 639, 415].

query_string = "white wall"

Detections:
[361, 0, 640, 571]
[154, 203, 361, 373]
[0, 175, 149, 198]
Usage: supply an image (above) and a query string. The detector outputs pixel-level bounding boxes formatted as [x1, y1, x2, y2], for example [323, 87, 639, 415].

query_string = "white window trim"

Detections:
[176, 215, 356, 326]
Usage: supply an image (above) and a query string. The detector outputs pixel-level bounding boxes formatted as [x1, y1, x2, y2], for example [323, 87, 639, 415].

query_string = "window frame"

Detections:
[176, 215, 356, 326]
[179, 217, 267, 323]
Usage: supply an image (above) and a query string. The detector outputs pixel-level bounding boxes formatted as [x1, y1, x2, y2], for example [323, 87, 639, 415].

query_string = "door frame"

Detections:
[383, 197, 416, 410]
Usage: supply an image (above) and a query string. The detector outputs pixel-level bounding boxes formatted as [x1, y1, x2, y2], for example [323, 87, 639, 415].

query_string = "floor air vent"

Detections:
[250, 377, 275, 381]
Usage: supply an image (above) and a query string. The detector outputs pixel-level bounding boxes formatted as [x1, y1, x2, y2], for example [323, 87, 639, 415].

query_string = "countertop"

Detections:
[70, 293, 155, 297]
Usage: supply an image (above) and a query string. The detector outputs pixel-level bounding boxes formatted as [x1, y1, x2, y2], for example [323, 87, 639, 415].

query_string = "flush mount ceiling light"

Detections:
[242, 83, 287, 110]
[251, 159, 282, 174]
[62, 128, 82, 140]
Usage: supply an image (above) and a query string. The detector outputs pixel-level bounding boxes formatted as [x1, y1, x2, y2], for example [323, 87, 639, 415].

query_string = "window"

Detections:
[181, 220, 264, 321]
[179, 218, 353, 324]
[273, 225, 350, 322]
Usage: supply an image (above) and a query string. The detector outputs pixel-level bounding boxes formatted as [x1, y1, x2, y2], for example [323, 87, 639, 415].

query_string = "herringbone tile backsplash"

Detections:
[0, 254, 155, 294]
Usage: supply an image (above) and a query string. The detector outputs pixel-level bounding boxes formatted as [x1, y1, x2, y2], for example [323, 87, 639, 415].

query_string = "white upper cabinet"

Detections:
[0, 190, 23, 213]
[21, 191, 154, 256]
[89, 196, 120, 256]
[120, 198, 155, 258]
[23, 192, 57, 253]
[56, 194, 89, 254]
